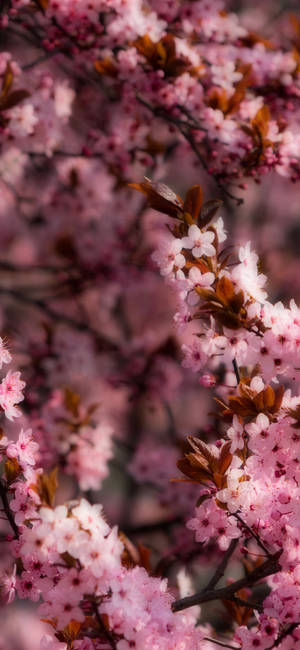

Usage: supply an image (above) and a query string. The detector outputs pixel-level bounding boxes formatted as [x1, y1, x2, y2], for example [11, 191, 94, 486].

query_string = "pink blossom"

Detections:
[40, 635, 67, 650]
[199, 374, 216, 387]
[187, 267, 215, 305]
[245, 413, 270, 449]
[232, 241, 267, 303]
[0, 565, 16, 604]
[65, 423, 114, 491]
[187, 500, 240, 550]
[7, 428, 39, 467]
[152, 236, 186, 276]
[181, 225, 216, 258]
[227, 415, 245, 453]
[182, 338, 207, 372]
[213, 217, 227, 243]
[0, 370, 25, 420]
[9, 103, 38, 137]
[17, 571, 43, 602]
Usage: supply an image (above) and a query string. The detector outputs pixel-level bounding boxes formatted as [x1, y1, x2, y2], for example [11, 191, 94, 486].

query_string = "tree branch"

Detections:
[204, 538, 239, 592]
[204, 638, 239, 650]
[0, 287, 119, 355]
[232, 512, 270, 556]
[232, 359, 240, 385]
[172, 551, 281, 612]
[93, 602, 118, 650]
[0, 480, 19, 538]
[269, 623, 300, 649]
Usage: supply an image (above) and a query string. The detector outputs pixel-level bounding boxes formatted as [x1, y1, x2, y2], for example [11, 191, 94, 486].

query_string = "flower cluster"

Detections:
[0, 342, 207, 649]
[142, 179, 300, 387]
[141, 177, 300, 648]
[35, 388, 114, 492]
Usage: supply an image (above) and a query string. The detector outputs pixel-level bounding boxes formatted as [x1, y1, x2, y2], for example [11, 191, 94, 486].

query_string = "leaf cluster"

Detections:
[177, 437, 232, 490]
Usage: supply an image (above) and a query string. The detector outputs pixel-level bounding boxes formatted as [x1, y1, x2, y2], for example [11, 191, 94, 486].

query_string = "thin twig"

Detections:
[0, 480, 19, 538]
[230, 595, 263, 612]
[232, 359, 240, 385]
[268, 622, 300, 649]
[204, 638, 239, 650]
[93, 602, 118, 650]
[232, 512, 270, 556]
[0, 287, 119, 355]
[163, 400, 177, 440]
[204, 538, 239, 591]
[22, 51, 59, 70]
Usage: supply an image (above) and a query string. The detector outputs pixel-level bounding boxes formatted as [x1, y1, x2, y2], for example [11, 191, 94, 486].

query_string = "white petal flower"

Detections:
[182, 225, 215, 258]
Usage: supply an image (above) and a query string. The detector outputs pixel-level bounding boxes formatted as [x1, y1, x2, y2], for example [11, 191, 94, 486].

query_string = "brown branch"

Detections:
[232, 512, 270, 556]
[22, 51, 59, 70]
[204, 638, 239, 650]
[232, 359, 240, 385]
[0, 287, 119, 355]
[172, 551, 281, 612]
[0, 480, 19, 538]
[230, 595, 263, 612]
[205, 538, 239, 591]
[269, 623, 300, 649]
[93, 602, 118, 650]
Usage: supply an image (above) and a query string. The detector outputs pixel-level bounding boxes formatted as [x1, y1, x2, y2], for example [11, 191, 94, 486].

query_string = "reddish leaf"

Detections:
[64, 620, 82, 639]
[230, 290, 245, 314]
[215, 276, 235, 305]
[35, 467, 58, 507]
[218, 441, 233, 475]
[137, 543, 152, 572]
[183, 185, 203, 222]
[0, 89, 31, 112]
[129, 178, 183, 219]
[4, 457, 21, 484]
[34, 0, 48, 10]
[64, 387, 80, 418]
[225, 64, 252, 116]
[133, 34, 193, 77]
[200, 199, 223, 227]
[188, 436, 218, 468]
[196, 493, 212, 507]
[1, 63, 13, 99]
[262, 385, 275, 410]
[177, 457, 212, 484]
[94, 58, 118, 78]
[251, 105, 270, 140]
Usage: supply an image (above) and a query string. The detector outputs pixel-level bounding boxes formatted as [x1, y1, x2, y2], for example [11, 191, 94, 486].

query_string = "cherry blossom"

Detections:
[0, 565, 16, 605]
[227, 415, 245, 453]
[152, 236, 186, 276]
[181, 226, 216, 259]
[7, 429, 39, 467]
[0, 371, 25, 420]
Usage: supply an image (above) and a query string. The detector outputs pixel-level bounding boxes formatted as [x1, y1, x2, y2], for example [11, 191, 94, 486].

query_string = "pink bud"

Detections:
[271, 509, 281, 521]
[278, 492, 290, 505]
[199, 374, 216, 387]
